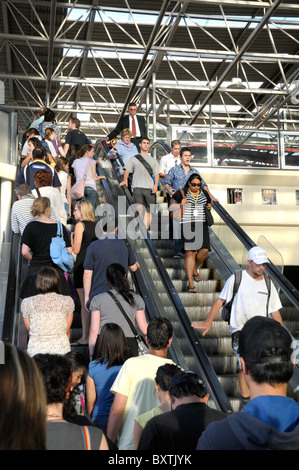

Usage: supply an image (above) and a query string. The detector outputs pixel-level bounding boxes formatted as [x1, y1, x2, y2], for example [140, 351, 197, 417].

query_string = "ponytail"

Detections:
[106, 264, 136, 306]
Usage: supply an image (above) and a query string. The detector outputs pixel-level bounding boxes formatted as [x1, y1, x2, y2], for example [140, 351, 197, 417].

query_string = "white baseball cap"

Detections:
[248, 246, 269, 265]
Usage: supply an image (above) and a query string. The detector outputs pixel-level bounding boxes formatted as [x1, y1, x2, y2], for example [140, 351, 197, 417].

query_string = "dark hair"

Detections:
[147, 317, 173, 350]
[94, 323, 129, 368]
[28, 128, 40, 136]
[180, 147, 192, 157]
[69, 117, 80, 129]
[168, 371, 207, 399]
[243, 357, 294, 386]
[32, 147, 47, 160]
[34, 354, 72, 405]
[28, 137, 44, 149]
[35, 267, 61, 294]
[155, 364, 181, 391]
[64, 350, 89, 373]
[106, 263, 135, 306]
[75, 144, 93, 159]
[44, 109, 56, 122]
[140, 136, 150, 144]
[128, 102, 137, 108]
[184, 172, 202, 190]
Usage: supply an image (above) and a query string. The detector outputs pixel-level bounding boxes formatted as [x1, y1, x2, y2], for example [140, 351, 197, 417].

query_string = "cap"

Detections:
[239, 316, 292, 364]
[248, 246, 269, 265]
[169, 370, 205, 390]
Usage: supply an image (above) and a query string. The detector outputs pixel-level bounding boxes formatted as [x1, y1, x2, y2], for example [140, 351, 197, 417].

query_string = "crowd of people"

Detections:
[2, 104, 298, 451]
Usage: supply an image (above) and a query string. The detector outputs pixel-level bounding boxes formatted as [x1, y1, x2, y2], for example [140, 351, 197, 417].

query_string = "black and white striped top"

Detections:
[173, 188, 209, 224]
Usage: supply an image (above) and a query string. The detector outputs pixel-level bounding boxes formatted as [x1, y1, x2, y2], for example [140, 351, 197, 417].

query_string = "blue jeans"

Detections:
[84, 186, 97, 210]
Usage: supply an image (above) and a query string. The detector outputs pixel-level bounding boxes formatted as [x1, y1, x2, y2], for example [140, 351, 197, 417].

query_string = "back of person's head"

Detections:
[155, 363, 182, 391]
[94, 323, 129, 367]
[34, 354, 72, 405]
[0, 342, 47, 450]
[44, 109, 56, 122]
[55, 156, 69, 172]
[69, 117, 80, 129]
[146, 317, 173, 350]
[28, 128, 40, 137]
[15, 184, 32, 197]
[64, 350, 89, 375]
[34, 169, 53, 188]
[169, 371, 207, 399]
[106, 263, 135, 306]
[70, 144, 80, 157]
[99, 215, 118, 233]
[76, 199, 95, 222]
[76, 143, 93, 158]
[239, 316, 293, 385]
[32, 146, 47, 161]
[44, 128, 55, 140]
[31, 196, 50, 217]
[35, 266, 61, 295]
[171, 139, 181, 147]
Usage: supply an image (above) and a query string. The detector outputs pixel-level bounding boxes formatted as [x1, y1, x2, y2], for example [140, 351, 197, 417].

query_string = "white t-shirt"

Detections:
[219, 270, 282, 334]
[159, 153, 181, 175]
[110, 354, 175, 450]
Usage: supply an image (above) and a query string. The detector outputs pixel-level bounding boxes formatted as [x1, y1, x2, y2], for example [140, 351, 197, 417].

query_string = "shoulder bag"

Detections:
[50, 221, 74, 272]
[71, 159, 93, 201]
[107, 291, 148, 355]
[169, 188, 187, 221]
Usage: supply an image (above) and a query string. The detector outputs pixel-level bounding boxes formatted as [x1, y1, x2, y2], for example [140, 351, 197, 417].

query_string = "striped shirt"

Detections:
[173, 189, 209, 224]
[11, 196, 35, 235]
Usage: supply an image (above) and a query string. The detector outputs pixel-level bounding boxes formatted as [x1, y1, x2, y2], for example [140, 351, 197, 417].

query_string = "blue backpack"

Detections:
[50, 222, 74, 272]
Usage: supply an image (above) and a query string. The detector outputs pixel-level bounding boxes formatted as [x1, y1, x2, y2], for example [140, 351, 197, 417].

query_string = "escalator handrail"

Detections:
[96, 138, 233, 414]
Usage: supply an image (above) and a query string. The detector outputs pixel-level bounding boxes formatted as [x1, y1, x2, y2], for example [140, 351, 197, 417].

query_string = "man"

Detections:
[83, 216, 139, 309]
[63, 117, 90, 158]
[192, 246, 283, 409]
[165, 147, 216, 258]
[120, 137, 160, 229]
[11, 185, 35, 235]
[138, 370, 226, 451]
[107, 317, 176, 450]
[103, 102, 146, 149]
[16, 147, 61, 190]
[159, 139, 182, 179]
[196, 316, 299, 450]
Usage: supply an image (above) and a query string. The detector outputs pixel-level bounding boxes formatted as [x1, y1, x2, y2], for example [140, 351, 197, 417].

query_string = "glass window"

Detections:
[283, 134, 299, 168]
[213, 130, 279, 168]
[262, 189, 277, 205]
[227, 188, 243, 204]
[173, 128, 209, 165]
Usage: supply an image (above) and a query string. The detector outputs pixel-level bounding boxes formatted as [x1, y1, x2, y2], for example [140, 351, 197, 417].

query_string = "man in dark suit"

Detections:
[103, 102, 146, 149]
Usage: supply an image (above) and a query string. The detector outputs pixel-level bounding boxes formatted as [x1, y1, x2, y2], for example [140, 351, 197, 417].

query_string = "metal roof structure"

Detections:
[1, 0, 299, 140]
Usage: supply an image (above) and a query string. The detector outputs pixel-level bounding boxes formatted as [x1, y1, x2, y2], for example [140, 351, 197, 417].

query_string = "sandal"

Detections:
[193, 274, 201, 282]
[187, 286, 197, 293]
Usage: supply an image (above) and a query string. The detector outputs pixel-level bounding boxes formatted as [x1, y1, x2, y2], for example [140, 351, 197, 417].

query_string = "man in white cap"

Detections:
[192, 246, 283, 408]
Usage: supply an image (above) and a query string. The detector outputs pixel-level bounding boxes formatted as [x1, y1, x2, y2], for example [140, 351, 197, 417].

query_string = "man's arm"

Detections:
[83, 269, 93, 310]
[119, 169, 130, 187]
[106, 392, 128, 444]
[63, 143, 70, 157]
[192, 297, 225, 336]
[151, 174, 159, 194]
[270, 310, 283, 326]
[203, 185, 218, 203]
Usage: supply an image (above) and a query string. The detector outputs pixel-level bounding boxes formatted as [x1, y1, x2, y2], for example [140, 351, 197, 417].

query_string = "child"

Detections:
[55, 157, 72, 221]
[44, 128, 65, 163]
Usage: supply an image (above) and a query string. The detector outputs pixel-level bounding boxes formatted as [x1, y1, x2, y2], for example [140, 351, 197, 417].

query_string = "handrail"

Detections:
[96, 138, 234, 414]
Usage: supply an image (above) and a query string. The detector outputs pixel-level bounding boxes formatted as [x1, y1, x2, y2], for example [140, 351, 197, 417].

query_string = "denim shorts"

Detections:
[231, 331, 242, 373]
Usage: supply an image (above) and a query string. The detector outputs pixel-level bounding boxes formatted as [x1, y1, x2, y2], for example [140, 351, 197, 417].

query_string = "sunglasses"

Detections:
[190, 182, 201, 187]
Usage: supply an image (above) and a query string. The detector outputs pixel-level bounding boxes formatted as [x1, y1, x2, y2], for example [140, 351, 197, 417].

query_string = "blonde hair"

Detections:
[31, 196, 50, 217]
[121, 128, 132, 138]
[44, 128, 55, 140]
[75, 199, 95, 221]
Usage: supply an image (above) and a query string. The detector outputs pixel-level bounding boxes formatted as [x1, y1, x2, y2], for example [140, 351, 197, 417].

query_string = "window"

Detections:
[262, 189, 277, 205]
[227, 188, 242, 204]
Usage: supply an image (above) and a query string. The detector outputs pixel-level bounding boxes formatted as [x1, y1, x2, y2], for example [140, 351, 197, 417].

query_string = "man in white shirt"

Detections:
[192, 246, 283, 408]
[107, 317, 176, 450]
[159, 140, 182, 178]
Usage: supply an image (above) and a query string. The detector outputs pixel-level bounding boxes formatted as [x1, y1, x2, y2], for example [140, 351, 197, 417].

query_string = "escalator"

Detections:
[97, 138, 299, 410]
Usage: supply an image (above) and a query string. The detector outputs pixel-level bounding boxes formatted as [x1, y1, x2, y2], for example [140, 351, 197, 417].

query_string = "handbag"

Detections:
[107, 291, 148, 356]
[169, 189, 186, 221]
[204, 205, 214, 226]
[50, 222, 74, 272]
[71, 159, 93, 200]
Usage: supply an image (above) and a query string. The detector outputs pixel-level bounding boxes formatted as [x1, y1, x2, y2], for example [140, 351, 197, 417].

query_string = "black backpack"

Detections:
[221, 271, 271, 323]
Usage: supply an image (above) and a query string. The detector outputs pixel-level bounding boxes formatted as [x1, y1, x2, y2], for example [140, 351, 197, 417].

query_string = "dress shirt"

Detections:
[164, 164, 207, 192]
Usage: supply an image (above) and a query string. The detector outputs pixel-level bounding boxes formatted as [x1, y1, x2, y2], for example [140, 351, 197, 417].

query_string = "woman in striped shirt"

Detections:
[172, 173, 212, 293]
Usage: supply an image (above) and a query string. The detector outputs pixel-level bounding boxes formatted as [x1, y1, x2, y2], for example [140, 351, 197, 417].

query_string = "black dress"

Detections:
[73, 220, 97, 289]
[20, 220, 72, 299]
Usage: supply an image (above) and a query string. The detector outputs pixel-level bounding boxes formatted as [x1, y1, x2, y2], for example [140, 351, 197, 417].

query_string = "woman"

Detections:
[86, 323, 129, 433]
[32, 169, 67, 224]
[44, 127, 65, 161]
[34, 353, 108, 450]
[134, 363, 181, 449]
[172, 173, 212, 293]
[64, 350, 89, 421]
[41, 108, 62, 142]
[107, 128, 138, 174]
[21, 196, 72, 299]
[89, 263, 148, 358]
[55, 157, 72, 220]
[21, 266, 74, 356]
[71, 144, 105, 209]
[0, 342, 47, 450]
[21, 137, 48, 168]
[71, 199, 97, 345]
